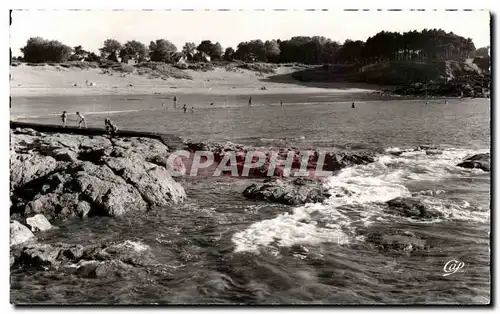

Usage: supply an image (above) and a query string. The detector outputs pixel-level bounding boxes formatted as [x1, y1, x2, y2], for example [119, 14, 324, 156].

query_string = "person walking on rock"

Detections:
[76, 111, 87, 128]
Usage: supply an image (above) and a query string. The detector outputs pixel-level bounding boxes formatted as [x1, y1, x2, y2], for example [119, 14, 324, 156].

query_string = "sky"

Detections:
[10, 9, 491, 56]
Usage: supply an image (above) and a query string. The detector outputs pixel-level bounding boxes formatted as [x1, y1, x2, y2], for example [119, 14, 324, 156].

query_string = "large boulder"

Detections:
[385, 197, 444, 220]
[243, 178, 331, 205]
[105, 158, 186, 206]
[10, 220, 35, 246]
[25, 214, 53, 232]
[456, 153, 490, 172]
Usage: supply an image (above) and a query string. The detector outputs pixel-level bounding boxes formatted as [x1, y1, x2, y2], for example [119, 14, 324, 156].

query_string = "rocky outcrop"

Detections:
[456, 153, 490, 172]
[385, 197, 444, 220]
[10, 129, 186, 223]
[243, 178, 331, 205]
[10, 220, 35, 246]
[11, 240, 157, 279]
[185, 141, 375, 178]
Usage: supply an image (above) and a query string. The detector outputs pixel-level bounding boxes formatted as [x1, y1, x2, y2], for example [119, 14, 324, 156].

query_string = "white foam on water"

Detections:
[232, 147, 490, 254]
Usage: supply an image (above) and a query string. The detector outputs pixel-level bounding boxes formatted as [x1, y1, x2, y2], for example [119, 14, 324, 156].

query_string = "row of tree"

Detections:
[17, 29, 489, 65]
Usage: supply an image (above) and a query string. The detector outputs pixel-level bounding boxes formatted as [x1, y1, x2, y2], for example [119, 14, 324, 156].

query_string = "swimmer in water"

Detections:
[280, 100, 283, 106]
[182, 104, 187, 113]
[190, 107, 195, 113]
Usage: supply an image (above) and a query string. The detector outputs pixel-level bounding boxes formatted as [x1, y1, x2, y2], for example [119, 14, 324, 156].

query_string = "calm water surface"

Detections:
[10, 94, 490, 304]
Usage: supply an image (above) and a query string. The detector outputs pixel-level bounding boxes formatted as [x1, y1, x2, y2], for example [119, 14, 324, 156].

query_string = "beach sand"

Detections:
[10, 63, 382, 98]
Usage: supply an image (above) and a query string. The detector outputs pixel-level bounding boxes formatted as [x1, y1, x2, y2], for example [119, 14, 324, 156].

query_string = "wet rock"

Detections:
[81, 240, 156, 267]
[10, 220, 35, 246]
[25, 214, 53, 232]
[385, 197, 444, 219]
[12, 240, 154, 271]
[456, 153, 490, 172]
[365, 231, 428, 253]
[74, 260, 138, 279]
[186, 141, 376, 178]
[243, 178, 331, 205]
[324, 152, 375, 171]
[15, 243, 84, 267]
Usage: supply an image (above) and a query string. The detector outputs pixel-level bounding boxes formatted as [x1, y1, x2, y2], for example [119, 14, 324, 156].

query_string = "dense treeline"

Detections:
[16, 29, 488, 66]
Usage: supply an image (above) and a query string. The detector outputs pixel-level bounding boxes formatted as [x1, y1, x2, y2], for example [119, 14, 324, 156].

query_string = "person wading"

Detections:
[76, 111, 87, 128]
[61, 111, 67, 127]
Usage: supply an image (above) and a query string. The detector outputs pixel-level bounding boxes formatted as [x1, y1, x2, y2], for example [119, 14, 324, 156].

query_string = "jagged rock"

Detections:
[324, 152, 375, 171]
[10, 130, 186, 222]
[243, 178, 331, 205]
[12, 240, 155, 274]
[10, 220, 35, 246]
[25, 214, 53, 232]
[15, 243, 84, 267]
[105, 158, 186, 206]
[457, 153, 490, 172]
[385, 197, 444, 219]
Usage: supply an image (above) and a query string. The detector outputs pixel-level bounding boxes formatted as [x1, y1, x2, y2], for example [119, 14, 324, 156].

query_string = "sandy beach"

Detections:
[10, 63, 383, 98]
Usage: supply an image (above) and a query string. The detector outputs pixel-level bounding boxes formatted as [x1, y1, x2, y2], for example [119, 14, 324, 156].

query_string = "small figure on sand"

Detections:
[76, 111, 87, 128]
[183, 104, 187, 113]
[248, 97, 252, 106]
[190, 106, 195, 113]
[173, 96, 178, 108]
[351, 102, 355, 108]
[105, 118, 118, 135]
[210, 103, 214, 106]
[61, 111, 67, 127]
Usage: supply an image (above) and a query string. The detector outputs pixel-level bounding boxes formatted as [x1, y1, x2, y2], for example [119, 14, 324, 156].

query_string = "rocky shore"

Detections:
[10, 125, 490, 268]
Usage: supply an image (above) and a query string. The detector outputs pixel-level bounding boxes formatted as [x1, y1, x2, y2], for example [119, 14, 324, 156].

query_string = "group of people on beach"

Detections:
[61, 111, 87, 128]
[60, 111, 118, 135]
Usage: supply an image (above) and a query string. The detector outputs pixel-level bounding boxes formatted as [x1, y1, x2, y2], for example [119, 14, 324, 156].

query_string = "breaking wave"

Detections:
[232, 146, 489, 254]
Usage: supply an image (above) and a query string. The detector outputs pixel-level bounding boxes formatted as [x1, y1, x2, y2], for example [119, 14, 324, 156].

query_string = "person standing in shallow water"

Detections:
[61, 111, 67, 127]
[173, 96, 177, 108]
[76, 111, 87, 128]
[183, 104, 187, 113]
[280, 100, 283, 106]
[352, 102, 355, 108]
[248, 96, 252, 106]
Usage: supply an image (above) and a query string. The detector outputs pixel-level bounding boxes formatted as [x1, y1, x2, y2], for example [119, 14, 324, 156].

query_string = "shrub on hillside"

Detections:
[237, 62, 276, 74]
[187, 62, 214, 72]
[136, 62, 192, 80]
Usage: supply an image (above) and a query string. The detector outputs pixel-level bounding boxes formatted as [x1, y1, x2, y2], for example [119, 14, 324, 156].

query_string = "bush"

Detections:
[136, 62, 192, 80]
[187, 62, 214, 72]
[237, 62, 276, 74]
